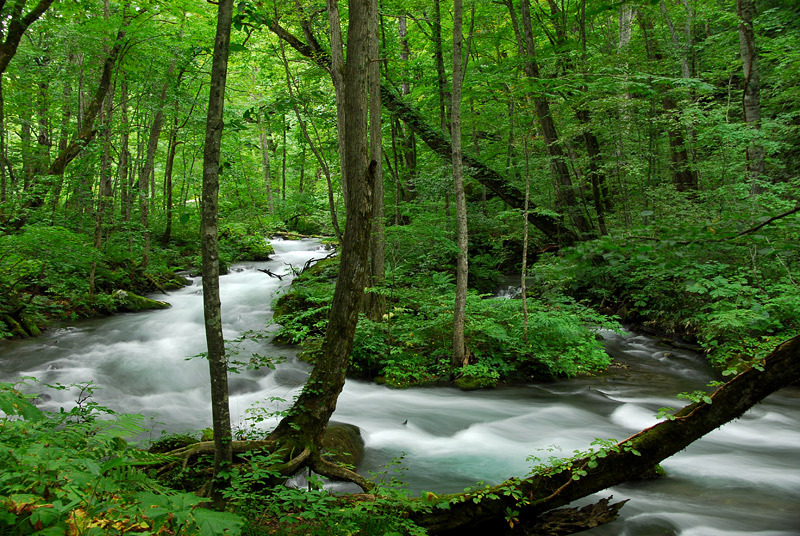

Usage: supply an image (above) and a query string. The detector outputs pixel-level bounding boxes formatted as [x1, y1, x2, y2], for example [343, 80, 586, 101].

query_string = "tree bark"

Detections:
[451, 0, 468, 369]
[737, 0, 765, 193]
[269, 0, 375, 483]
[201, 0, 234, 508]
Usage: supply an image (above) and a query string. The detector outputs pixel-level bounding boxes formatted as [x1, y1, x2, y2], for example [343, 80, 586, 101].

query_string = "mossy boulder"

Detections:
[112, 290, 171, 313]
[321, 422, 365, 468]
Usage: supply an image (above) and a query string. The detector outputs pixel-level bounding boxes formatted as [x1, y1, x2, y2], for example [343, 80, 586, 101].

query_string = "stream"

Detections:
[1, 238, 798, 535]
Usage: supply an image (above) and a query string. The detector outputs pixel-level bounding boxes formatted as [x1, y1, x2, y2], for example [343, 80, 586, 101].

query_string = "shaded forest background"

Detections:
[1, 0, 798, 371]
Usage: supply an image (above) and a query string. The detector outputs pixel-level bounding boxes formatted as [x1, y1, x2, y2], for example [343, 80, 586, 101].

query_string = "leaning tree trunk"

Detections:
[268, 0, 375, 491]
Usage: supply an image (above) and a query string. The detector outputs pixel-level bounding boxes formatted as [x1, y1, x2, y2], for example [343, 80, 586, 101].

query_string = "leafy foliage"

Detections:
[0, 381, 243, 536]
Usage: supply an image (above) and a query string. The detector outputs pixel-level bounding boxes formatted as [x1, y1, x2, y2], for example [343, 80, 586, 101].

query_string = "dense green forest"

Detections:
[1, 0, 799, 534]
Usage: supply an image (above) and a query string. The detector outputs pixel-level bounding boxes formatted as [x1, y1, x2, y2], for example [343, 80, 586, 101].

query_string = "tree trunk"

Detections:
[119, 76, 132, 223]
[257, 112, 275, 214]
[138, 61, 174, 267]
[518, 0, 591, 235]
[431, 0, 449, 134]
[269, 0, 375, 484]
[737, 0, 765, 193]
[366, 0, 385, 322]
[162, 117, 178, 244]
[451, 0, 468, 369]
[638, 12, 698, 192]
[201, 0, 234, 507]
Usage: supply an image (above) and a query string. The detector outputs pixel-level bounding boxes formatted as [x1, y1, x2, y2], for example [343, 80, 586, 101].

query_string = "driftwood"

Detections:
[258, 268, 284, 280]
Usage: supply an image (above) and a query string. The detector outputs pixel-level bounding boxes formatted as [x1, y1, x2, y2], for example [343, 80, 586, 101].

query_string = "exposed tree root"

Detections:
[309, 454, 375, 493]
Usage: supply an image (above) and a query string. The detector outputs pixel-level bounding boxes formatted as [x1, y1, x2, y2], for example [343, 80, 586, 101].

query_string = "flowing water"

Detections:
[1, 238, 798, 535]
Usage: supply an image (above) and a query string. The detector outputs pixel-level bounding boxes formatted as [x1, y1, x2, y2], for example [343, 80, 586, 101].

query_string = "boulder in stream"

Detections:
[321, 422, 365, 468]
[111, 290, 171, 313]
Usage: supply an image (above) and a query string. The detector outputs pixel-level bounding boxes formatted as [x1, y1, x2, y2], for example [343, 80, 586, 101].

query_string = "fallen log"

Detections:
[409, 334, 800, 533]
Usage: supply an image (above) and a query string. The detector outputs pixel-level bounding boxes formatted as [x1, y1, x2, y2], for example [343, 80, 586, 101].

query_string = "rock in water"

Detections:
[111, 290, 171, 313]
[321, 422, 365, 468]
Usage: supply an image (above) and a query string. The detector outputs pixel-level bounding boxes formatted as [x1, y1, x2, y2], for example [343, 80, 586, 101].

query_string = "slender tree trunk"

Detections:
[367, 0, 385, 321]
[451, 0, 468, 369]
[638, 12, 697, 192]
[521, 137, 531, 342]
[162, 117, 178, 244]
[257, 112, 275, 214]
[119, 77, 132, 222]
[139, 62, 174, 267]
[281, 114, 287, 201]
[737, 0, 765, 193]
[201, 0, 234, 507]
[517, 0, 591, 235]
[0, 73, 5, 203]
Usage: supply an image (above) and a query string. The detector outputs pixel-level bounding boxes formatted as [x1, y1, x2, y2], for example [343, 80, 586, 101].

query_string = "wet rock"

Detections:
[111, 290, 171, 313]
[322, 422, 365, 468]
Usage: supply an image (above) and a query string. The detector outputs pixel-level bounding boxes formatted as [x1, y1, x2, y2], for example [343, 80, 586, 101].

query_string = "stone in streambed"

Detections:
[111, 290, 171, 313]
[322, 422, 365, 468]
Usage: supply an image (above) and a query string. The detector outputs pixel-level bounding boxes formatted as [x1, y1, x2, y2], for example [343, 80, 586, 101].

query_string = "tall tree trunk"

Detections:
[162, 116, 179, 244]
[89, 48, 115, 296]
[737, 0, 765, 193]
[270, 0, 375, 486]
[257, 112, 275, 214]
[366, 0, 385, 322]
[138, 61, 174, 267]
[201, 0, 234, 507]
[119, 76, 132, 223]
[431, 0, 449, 134]
[517, 0, 591, 235]
[638, 11, 698, 192]
[0, 73, 6, 203]
[451, 0, 468, 369]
